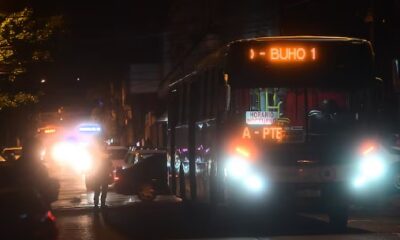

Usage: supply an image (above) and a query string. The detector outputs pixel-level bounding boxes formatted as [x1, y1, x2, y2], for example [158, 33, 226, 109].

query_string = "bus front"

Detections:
[222, 37, 379, 226]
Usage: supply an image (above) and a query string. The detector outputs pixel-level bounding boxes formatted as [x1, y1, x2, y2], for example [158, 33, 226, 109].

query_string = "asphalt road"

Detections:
[54, 203, 400, 240]
[49, 165, 180, 210]
[50, 165, 400, 239]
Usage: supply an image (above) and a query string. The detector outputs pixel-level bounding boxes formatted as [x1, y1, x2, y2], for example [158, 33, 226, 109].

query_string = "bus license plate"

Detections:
[296, 189, 321, 198]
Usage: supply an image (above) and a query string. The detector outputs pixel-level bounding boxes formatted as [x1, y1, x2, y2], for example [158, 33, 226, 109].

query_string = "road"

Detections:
[50, 166, 400, 239]
[54, 203, 400, 240]
[49, 164, 180, 210]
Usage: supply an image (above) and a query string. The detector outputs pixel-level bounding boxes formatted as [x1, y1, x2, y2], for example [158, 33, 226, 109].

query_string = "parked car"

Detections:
[0, 187, 58, 240]
[114, 149, 169, 201]
[107, 145, 129, 168]
[107, 145, 129, 183]
[1, 147, 22, 161]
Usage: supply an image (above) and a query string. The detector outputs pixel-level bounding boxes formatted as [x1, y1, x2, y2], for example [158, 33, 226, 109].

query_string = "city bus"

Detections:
[166, 36, 384, 228]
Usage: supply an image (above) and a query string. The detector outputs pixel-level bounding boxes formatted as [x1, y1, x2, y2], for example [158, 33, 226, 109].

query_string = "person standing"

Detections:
[92, 144, 112, 209]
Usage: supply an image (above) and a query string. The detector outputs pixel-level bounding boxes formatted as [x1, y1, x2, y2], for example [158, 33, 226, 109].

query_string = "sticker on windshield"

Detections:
[246, 111, 278, 125]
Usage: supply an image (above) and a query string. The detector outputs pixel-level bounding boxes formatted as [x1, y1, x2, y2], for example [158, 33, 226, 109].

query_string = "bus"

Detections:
[166, 36, 384, 228]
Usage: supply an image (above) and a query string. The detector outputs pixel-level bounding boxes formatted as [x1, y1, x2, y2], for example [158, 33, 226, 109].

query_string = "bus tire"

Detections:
[328, 203, 348, 232]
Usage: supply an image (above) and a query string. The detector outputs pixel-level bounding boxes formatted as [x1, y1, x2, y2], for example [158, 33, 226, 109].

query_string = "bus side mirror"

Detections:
[393, 59, 400, 93]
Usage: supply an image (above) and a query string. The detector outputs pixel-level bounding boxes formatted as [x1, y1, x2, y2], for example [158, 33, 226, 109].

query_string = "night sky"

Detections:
[1, 0, 399, 110]
[45, 1, 169, 81]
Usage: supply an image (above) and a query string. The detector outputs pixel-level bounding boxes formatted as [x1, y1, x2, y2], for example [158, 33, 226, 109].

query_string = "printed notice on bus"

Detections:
[246, 111, 277, 125]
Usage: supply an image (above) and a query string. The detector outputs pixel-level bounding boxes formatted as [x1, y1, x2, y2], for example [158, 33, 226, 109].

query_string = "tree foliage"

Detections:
[0, 92, 38, 109]
[0, 7, 63, 108]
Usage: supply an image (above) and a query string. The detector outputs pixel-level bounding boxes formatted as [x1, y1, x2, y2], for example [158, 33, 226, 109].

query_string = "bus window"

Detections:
[206, 70, 215, 118]
[202, 72, 208, 119]
[211, 69, 219, 117]
[230, 87, 368, 138]
[178, 84, 189, 125]
[190, 78, 202, 121]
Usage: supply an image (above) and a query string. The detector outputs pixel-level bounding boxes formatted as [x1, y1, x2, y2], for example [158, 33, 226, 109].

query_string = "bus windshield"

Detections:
[230, 87, 368, 142]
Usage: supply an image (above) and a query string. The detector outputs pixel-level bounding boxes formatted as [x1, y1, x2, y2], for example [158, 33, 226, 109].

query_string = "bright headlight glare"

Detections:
[244, 175, 264, 192]
[52, 142, 76, 164]
[352, 176, 367, 188]
[353, 154, 386, 188]
[51, 142, 93, 172]
[71, 147, 92, 173]
[360, 155, 385, 178]
[226, 157, 250, 178]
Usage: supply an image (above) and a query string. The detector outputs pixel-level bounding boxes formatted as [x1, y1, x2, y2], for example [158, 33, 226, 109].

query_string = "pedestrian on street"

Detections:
[92, 143, 112, 209]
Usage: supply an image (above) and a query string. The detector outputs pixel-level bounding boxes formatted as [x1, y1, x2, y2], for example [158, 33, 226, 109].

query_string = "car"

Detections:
[114, 149, 169, 201]
[1, 147, 22, 161]
[85, 145, 129, 190]
[107, 145, 129, 168]
[107, 145, 129, 183]
[0, 187, 58, 240]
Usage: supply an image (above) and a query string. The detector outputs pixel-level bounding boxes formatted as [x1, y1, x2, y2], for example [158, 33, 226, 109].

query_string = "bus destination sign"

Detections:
[242, 126, 283, 141]
[249, 46, 317, 62]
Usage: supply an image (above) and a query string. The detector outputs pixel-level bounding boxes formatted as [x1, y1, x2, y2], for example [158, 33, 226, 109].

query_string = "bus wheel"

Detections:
[138, 183, 156, 202]
[328, 203, 348, 232]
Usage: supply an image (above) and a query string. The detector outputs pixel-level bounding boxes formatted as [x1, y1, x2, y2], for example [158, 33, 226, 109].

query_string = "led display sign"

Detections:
[242, 126, 283, 141]
[250, 47, 317, 62]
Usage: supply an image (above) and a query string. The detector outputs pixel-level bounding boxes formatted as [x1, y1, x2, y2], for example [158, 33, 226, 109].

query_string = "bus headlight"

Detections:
[225, 157, 265, 192]
[352, 154, 386, 188]
[360, 154, 385, 178]
[225, 157, 251, 179]
[244, 174, 264, 192]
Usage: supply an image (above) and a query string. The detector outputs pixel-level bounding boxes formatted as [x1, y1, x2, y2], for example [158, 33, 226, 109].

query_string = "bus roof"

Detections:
[239, 36, 368, 42]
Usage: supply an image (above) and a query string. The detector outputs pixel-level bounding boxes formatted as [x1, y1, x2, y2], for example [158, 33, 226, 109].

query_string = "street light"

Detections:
[41, 78, 46, 83]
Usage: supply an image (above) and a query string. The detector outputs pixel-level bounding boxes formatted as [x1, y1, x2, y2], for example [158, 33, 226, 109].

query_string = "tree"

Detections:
[0, 7, 63, 108]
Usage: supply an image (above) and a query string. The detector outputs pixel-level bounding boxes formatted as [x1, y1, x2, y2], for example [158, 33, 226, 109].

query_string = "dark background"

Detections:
[0, 0, 399, 146]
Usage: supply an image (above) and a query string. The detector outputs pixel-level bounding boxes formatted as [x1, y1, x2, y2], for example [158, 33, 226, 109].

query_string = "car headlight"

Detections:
[51, 141, 93, 173]
[71, 148, 92, 173]
[51, 142, 76, 164]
